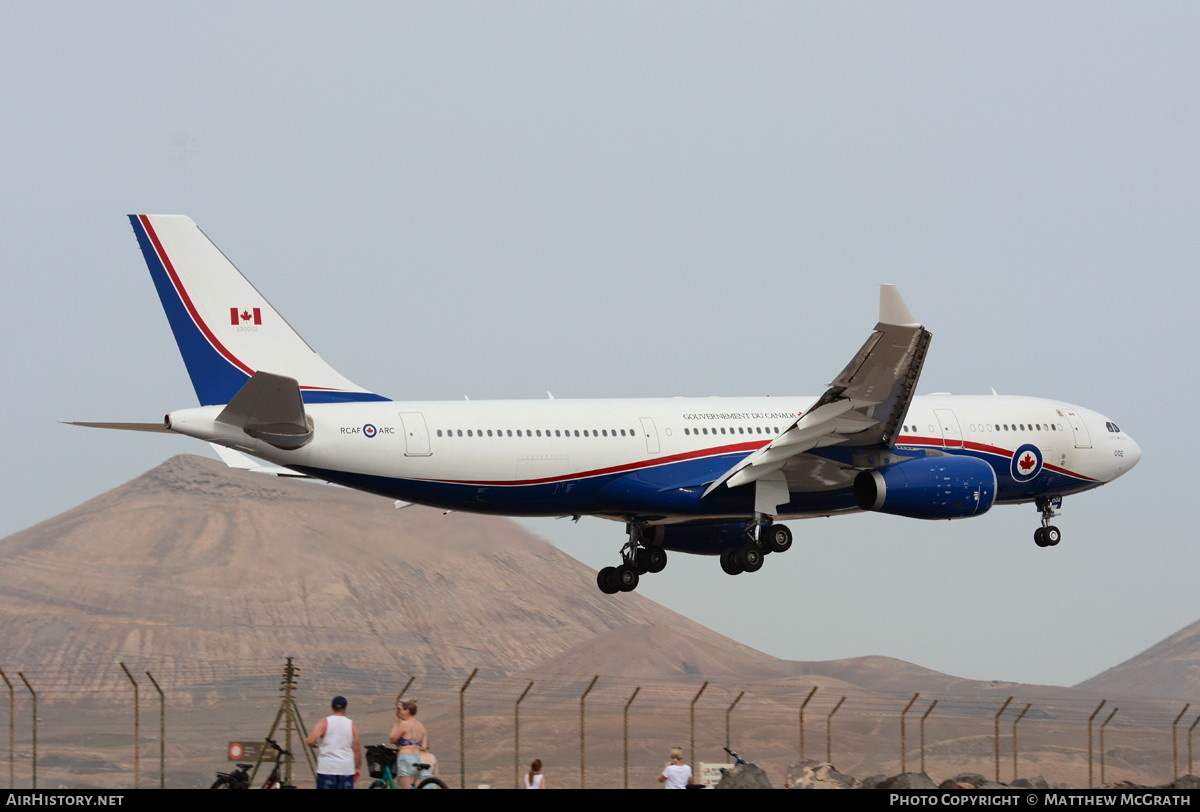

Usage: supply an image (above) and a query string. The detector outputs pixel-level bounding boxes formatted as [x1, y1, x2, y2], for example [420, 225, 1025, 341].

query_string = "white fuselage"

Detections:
[167, 393, 1139, 522]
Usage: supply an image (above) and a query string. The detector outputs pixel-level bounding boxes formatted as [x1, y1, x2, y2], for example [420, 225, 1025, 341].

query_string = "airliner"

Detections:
[73, 215, 1141, 594]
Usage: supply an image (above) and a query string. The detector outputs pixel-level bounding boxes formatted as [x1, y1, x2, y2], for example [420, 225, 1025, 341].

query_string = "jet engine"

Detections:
[853, 455, 996, 519]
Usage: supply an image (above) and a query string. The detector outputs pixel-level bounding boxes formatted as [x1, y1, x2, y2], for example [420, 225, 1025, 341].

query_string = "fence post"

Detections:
[900, 693, 919, 774]
[920, 699, 938, 775]
[145, 671, 165, 789]
[514, 681, 533, 789]
[1087, 700, 1106, 788]
[689, 682, 708, 776]
[119, 663, 140, 789]
[1189, 712, 1200, 777]
[725, 691, 744, 753]
[1171, 704, 1190, 782]
[993, 696, 1013, 783]
[0, 669, 12, 789]
[17, 674, 34, 790]
[1011, 703, 1031, 782]
[623, 687, 640, 790]
[458, 668, 477, 790]
[826, 696, 845, 764]
[394, 676, 415, 707]
[579, 675, 598, 789]
[798, 686, 817, 761]
[1100, 707, 1118, 786]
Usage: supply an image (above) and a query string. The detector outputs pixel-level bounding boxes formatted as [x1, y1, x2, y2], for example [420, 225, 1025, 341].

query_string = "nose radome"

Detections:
[1125, 435, 1142, 471]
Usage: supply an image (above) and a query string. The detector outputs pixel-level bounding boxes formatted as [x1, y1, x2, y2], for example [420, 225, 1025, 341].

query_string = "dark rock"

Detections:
[715, 762, 772, 789]
[940, 772, 988, 789]
[878, 772, 938, 790]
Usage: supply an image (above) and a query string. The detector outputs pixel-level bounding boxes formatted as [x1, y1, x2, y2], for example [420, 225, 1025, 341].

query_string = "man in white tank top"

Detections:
[305, 695, 361, 789]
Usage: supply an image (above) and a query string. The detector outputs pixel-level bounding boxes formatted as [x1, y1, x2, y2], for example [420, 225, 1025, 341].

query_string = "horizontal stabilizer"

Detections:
[64, 421, 172, 433]
[216, 371, 313, 450]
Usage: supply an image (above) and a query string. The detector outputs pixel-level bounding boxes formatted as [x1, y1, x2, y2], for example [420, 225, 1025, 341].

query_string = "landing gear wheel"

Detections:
[615, 563, 640, 592]
[737, 544, 764, 573]
[1034, 526, 1062, 547]
[763, 524, 793, 554]
[719, 548, 744, 575]
[645, 547, 667, 573]
[597, 566, 620, 594]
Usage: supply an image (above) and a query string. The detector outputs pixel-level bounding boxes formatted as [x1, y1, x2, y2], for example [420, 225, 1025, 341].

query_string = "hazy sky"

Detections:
[2, 2, 1196, 688]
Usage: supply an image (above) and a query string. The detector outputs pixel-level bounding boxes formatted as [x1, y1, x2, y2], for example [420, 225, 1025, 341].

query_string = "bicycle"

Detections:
[365, 743, 448, 789]
[210, 738, 296, 789]
[211, 760, 250, 790]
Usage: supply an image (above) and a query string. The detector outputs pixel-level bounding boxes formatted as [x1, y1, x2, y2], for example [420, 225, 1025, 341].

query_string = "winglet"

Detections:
[879, 284, 920, 327]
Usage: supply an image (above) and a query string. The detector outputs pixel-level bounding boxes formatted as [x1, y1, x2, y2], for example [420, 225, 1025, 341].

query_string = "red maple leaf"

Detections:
[240, 310, 252, 321]
[1019, 453, 1036, 472]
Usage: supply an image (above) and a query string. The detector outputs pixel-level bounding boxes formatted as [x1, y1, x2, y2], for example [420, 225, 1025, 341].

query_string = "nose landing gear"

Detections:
[1033, 495, 1062, 547]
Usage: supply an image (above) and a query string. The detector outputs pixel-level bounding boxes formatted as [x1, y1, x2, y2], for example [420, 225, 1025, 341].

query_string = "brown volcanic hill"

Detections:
[0, 454, 774, 682]
[1075, 617, 1200, 699]
[533, 624, 790, 684]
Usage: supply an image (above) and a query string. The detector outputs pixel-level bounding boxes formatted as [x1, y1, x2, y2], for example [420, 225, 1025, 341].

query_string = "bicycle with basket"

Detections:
[366, 743, 447, 789]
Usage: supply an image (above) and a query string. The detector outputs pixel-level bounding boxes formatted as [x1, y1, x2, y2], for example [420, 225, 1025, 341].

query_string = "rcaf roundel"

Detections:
[1010, 444, 1043, 482]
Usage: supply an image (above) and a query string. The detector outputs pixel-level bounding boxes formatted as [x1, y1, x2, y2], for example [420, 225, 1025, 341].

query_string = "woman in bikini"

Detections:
[388, 699, 428, 789]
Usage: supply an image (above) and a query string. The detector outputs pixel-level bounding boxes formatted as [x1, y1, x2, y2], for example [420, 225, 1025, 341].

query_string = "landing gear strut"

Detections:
[596, 521, 668, 595]
[1033, 495, 1062, 548]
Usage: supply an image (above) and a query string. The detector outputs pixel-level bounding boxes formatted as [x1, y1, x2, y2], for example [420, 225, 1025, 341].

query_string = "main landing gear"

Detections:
[595, 519, 796, 594]
[1033, 495, 1063, 548]
[596, 522, 667, 595]
[719, 522, 793, 575]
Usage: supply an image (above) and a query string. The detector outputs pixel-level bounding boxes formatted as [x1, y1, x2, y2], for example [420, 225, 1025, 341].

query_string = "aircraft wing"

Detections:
[704, 285, 931, 499]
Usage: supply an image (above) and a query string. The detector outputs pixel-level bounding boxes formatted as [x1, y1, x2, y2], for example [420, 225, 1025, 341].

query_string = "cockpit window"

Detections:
[1106, 421, 1121, 433]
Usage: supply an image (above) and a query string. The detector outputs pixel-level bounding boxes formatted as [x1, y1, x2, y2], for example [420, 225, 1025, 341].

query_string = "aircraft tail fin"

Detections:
[128, 214, 389, 406]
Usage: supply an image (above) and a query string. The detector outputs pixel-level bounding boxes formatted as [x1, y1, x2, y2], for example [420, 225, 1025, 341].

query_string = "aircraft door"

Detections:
[398, 412, 432, 456]
[1060, 408, 1092, 449]
[639, 417, 660, 454]
[934, 409, 963, 449]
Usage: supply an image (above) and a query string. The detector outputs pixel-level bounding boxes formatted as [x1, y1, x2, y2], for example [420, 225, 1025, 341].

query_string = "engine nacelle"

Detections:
[853, 455, 996, 520]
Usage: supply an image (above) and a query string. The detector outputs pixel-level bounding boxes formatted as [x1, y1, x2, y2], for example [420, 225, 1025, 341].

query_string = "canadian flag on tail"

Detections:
[230, 307, 262, 325]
